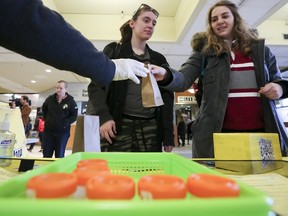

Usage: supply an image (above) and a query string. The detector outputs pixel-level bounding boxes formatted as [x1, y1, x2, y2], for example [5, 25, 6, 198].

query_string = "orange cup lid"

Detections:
[138, 174, 187, 199]
[187, 173, 240, 198]
[26, 173, 77, 198]
[73, 166, 111, 186]
[86, 174, 135, 200]
[77, 159, 108, 168]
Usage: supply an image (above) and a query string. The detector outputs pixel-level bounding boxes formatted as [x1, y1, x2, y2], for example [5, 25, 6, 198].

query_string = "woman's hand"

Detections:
[258, 83, 283, 99]
[149, 64, 167, 81]
[100, 120, 116, 144]
[163, 146, 174, 152]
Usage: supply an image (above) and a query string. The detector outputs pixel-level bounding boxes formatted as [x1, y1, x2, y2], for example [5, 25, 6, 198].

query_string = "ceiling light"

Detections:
[45, 69, 52, 73]
[31, 80, 36, 83]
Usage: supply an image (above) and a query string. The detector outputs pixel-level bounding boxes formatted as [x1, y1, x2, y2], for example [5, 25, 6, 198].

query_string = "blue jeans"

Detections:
[42, 129, 70, 158]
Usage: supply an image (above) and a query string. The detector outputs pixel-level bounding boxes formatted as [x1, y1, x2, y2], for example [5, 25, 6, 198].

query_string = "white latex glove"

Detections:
[112, 59, 149, 84]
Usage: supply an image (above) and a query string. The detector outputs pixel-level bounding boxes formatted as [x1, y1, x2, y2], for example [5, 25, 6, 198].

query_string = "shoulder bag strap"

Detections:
[114, 42, 121, 59]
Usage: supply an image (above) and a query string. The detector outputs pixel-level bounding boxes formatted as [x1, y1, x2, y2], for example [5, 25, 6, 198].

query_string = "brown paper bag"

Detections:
[72, 114, 100, 153]
[141, 73, 164, 107]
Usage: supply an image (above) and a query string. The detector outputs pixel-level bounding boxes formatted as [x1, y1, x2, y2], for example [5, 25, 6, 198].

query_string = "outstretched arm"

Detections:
[0, 0, 148, 85]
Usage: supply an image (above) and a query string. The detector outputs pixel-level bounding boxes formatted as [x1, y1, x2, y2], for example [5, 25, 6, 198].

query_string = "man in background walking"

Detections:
[42, 80, 78, 158]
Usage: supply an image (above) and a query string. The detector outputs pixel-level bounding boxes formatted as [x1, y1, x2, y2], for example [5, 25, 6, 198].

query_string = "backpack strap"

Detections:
[197, 55, 206, 90]
[200, 55, 207, 76]
[114, 42, 121, 59]
[195, 55, 207, 107]
[106, 42, 121, 59]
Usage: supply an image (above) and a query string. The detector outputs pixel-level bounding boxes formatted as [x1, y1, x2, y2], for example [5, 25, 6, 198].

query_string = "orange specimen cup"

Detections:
[138, 174, 187, 199]
[86, 174, 135, 200]
[187, 173, 240, 198]
[73, 166, 111, 186]
[26, 173, 77, 198]
[76, 159, 108, 168]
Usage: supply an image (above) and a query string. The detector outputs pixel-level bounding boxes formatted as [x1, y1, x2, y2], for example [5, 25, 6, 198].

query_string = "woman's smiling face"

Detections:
[210, 6, 234, 41]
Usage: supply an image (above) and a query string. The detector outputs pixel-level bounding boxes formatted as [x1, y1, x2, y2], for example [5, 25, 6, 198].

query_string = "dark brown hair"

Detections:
[119, 4, 159, 43]
[204, 0, 258, 56]
[21, 95, 29, 103]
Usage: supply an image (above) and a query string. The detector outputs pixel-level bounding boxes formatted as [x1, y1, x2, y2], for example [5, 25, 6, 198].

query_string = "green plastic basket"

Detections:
[0, 152, 272, 216]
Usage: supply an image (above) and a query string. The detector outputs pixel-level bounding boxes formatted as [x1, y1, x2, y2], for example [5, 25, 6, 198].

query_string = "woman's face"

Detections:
[210, 6, 234, 41]
[130, 11, 158, 41]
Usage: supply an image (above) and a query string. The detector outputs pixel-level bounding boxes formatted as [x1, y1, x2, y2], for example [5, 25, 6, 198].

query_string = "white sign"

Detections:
[178, 96, 194, 103]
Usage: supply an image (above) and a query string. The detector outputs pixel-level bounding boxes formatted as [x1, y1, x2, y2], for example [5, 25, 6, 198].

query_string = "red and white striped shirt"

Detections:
[222, 50, 264, 130]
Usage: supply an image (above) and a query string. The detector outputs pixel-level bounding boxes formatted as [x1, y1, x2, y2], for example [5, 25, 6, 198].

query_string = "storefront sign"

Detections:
[177, 96, 194, 103]
[82, 89, 88, 97]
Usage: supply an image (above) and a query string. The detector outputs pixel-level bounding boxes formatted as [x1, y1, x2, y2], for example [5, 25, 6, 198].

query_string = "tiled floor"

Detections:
[26, 142, 192, 159]
[171, 143, 192, 158]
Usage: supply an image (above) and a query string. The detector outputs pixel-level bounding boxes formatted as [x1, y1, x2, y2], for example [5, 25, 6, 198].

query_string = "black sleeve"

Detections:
[87, 81, 113, 126]
[65, 99, 78, 126]
[103, 42, 118, 59]
[86, 43, 118, 125]
[41, 97, 48, 120]
[0, 0, 115, 85]
[278, 81, 288, 98]
[151, 51, 175, 146]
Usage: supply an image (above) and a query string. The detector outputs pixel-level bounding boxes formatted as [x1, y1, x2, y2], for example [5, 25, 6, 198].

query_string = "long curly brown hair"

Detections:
[203, 0, 258, 56]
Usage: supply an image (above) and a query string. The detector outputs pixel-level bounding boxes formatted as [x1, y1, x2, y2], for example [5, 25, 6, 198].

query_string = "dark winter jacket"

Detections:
[162, 33, 288, 157]
[0, 0, 115, 85]
[86, 41, 174, 146]
[42, 93, 78, 132]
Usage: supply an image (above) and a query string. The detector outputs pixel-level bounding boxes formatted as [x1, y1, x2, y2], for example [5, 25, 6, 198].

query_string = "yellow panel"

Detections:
[213, 133, 283, 174]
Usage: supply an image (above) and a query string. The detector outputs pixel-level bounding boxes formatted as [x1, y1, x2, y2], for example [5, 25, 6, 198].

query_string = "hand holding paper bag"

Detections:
[141, 71, 164, 107]
[112, 59, 149, 84]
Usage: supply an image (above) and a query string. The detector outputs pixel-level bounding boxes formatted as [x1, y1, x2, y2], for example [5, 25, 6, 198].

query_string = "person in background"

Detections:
[173, 122, 179, 147]
[86, 4, 174, 153]
[151, 0, 288, 158]
[177, 115, 187, 147]
[25, 117, 32, 138]
[27, 112, 45, 152]
[0, 0, 149, 86]
[42, 80, 78, 158]
[20, 95, 32, 132]
[36, 113, 45, 152]
[186, 120, 194, 145]
[26, 116, 35, 153]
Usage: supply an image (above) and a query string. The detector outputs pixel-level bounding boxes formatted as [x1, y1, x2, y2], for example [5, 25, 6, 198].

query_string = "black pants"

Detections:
[178, 133, 186, 146]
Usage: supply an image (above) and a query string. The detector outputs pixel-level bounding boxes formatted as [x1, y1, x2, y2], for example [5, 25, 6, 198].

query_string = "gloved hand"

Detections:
[112, 59, 149, 84]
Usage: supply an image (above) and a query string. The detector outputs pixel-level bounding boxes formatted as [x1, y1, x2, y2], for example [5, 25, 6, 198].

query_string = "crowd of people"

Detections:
[6, 0, 288, 158]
